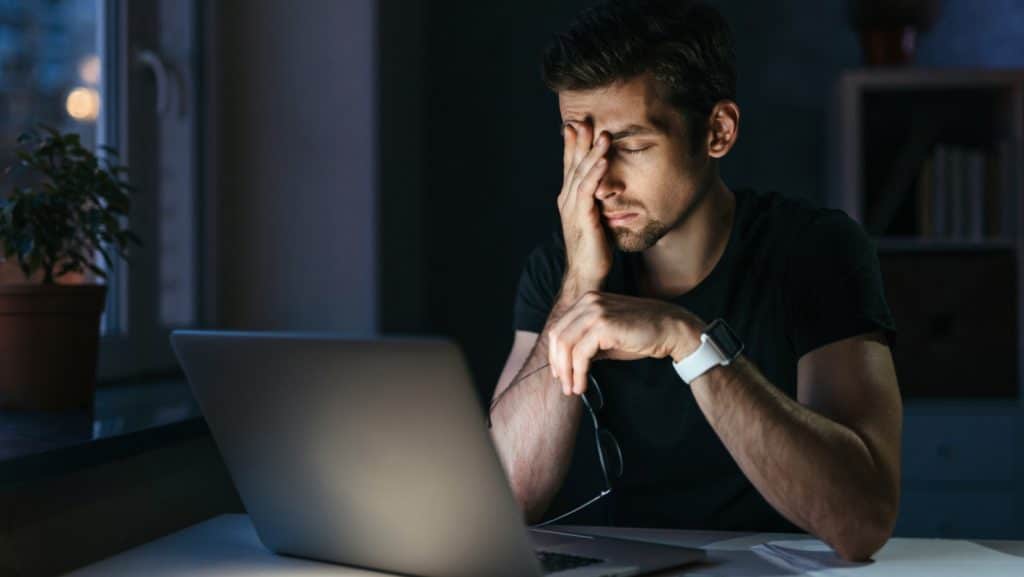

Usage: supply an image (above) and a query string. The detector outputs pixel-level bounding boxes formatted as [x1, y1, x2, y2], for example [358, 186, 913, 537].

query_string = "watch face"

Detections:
[706, 319, 744, 360]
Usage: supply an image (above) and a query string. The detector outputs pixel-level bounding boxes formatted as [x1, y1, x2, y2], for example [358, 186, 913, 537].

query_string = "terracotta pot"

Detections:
[859, 26, 918, 66]
[0, 284, 107, 410]
[848, 0, 941, 67]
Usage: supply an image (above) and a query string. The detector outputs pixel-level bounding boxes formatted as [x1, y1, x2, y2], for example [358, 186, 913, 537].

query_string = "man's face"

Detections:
[558, 73, 710, 252]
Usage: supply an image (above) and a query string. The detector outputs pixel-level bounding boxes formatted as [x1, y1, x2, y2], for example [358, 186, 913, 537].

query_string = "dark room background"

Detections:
[377, 0, 1024, 393]
[206, 0, 1024, 540]
[7, 2, 1024, 574]
[370, 0, 1024, 539]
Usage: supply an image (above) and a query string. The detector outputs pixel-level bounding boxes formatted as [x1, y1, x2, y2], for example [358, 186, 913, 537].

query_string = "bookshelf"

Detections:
[829, 68, 1024, 401]
[830, 69, 1024, 540]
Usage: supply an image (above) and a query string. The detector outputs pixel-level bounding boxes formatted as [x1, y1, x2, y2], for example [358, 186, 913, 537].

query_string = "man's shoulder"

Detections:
[736, 190, 883, 302]
[737, 188, 830, 230]
[737, 188, 866, 249]
[517, 229, 568, 291]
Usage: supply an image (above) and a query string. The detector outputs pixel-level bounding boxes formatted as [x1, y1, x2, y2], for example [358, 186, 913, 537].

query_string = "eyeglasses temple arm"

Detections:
[528, 488, 612, 529]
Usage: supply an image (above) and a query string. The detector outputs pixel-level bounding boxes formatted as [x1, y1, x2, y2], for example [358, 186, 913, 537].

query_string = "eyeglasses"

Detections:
[532, 374, 623, 528]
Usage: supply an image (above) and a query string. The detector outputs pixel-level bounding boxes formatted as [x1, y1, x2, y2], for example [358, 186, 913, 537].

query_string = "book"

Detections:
[916, 154, 933, 237]
[985, 148, 1001, 238]
[966, 148, 985, 241]
[932, 145, 947, 236]
[1000, 139, 1020, 239]
[949, 146, 964, 238]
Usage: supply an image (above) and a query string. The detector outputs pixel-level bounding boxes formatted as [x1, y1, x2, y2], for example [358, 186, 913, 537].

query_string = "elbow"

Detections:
[509, 476, 546, 524]
[489, 420, 554, 524]
[833, 528, 890, 562]
[831, 497, 899, 562]
[504, 457, 556, 524]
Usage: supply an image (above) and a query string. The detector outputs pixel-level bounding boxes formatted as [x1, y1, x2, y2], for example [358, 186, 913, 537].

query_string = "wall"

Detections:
[916, 0, 1024, 68]
[715, 0, 1024, 203]
[212, 0, 377, 333]
[376, 0, 1024, 538]
[378, 0, 428, 334]
[412, 0, 583, 401]
[388, 0, 1024, 404]
[404, 0, 864, 400]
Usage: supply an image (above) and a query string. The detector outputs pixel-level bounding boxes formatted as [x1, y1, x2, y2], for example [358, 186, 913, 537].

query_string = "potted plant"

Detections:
[0, 125, 140, 410]
[848, 0, 942, 66]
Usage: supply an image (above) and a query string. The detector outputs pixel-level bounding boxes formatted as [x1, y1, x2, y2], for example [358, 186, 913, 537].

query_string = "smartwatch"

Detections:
[672, 319, 744, 385]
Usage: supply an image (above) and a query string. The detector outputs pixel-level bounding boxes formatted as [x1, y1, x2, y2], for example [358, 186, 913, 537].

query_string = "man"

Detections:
[487, 0, 901, 562]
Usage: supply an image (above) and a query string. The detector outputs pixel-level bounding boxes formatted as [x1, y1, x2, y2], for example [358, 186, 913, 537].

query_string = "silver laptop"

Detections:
[170, 330, 705, 577]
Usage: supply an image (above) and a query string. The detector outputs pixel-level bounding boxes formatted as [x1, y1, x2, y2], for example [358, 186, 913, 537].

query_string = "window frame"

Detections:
[95, 0, 204, 382]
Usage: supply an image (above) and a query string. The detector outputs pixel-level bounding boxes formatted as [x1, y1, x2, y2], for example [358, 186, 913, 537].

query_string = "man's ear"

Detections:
[705, 100, 740, 159]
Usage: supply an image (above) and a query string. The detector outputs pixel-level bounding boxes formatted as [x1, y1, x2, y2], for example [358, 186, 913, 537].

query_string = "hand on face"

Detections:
[558, 122, 613, 290]
[547, 291, 705, 396]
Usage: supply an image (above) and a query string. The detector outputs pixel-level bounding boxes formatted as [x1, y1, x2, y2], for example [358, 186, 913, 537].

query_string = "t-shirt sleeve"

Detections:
[784, 210, 896, 358]
[513, 233, 567, 334]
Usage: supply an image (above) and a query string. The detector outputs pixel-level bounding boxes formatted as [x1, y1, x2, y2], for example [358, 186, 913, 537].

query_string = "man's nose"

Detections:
[594, 170, 620, 201]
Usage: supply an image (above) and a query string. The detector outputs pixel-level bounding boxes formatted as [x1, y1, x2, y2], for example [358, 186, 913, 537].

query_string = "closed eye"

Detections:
[618, 145, 652, 155]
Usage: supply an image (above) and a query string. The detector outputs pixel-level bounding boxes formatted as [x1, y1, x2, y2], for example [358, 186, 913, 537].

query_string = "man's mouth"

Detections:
[603, 212, 638, 225]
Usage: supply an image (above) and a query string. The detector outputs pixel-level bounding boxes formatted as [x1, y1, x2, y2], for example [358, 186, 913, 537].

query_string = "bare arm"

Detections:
[489, 281, 591, 522]
[544, 290, 902, 561]
[689, 332, 901, 561]
[490, 120, 615, 521]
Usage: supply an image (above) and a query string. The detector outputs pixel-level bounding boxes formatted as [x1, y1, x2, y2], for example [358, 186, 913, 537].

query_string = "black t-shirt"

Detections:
[512, 188, 896, 532]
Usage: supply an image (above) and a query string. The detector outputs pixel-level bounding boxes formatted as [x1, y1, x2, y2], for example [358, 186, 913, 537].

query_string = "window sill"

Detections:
[0, 378, 207, 484]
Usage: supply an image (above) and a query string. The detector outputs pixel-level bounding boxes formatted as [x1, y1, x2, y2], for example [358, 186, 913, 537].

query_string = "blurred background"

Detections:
[2, 0, 1024, 573]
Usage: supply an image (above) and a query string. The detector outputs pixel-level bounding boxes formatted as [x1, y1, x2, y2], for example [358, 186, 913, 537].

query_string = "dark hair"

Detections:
[542, 0, 736, 153]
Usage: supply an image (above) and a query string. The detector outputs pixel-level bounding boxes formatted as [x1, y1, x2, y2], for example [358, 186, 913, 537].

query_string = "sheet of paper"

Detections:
[705, 533, 800, 551]
[750, 537, 1024, 577]
[752, 540, 867, 573]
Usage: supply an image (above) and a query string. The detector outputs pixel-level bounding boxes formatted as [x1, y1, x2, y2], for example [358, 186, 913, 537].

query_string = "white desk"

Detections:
[64, 514, 1024, 576]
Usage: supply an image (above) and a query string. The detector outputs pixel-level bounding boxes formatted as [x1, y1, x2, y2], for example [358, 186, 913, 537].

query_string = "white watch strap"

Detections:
[672, 334, 727, 384]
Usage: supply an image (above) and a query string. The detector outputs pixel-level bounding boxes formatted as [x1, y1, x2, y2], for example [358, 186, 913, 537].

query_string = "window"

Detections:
[0, 1, 103, 276]
[0, 0, 201, 381]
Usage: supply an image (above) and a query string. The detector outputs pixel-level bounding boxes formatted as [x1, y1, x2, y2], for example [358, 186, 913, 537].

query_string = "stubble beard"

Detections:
[605, 189, 705, 252]
[608, 175, 716, 252]
[606, 217, 671, 252]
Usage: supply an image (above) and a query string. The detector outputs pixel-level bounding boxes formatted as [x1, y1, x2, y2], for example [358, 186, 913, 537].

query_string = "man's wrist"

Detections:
[559, 272, 603, 304]
[668, 315, 705, 363]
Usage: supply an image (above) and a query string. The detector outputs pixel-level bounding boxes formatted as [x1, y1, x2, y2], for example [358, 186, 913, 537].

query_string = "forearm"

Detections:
[490, 282, 592, 521]
[691, 358, 897, 560]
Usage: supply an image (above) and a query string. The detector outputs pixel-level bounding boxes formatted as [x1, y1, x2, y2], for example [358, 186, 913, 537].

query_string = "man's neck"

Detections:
[638, 178, 735, 299]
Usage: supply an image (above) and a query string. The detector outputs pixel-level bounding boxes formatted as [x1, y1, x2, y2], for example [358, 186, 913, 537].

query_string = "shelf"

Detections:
[830, 68, 1024, 401]
[903, 398, 1024, 415]
[839, 68, 1024, 91]
[874, 237, 1018, 252]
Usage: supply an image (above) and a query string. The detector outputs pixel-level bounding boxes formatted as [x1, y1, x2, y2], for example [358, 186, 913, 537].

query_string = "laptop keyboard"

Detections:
[536, 550, 604, 574]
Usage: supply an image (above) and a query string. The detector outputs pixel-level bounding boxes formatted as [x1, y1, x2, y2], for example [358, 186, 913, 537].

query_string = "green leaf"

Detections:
[0, 125, 139, 282]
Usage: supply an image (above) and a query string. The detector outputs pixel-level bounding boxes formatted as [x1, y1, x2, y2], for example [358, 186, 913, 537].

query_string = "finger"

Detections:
[547, 325, 561, 390]
[571, 330, 602, 395]
[562, 124, 576, 180]
[548, 299, 592, 395]
[553, 305, 601, 395]
[552, 329, 574, 396]
[551, 327, 575, 396]
[559, 330, 575, 396]
[559, 126, 582, 211]
[572, 122, 593, 171]
[574, 153, 608, 207]
[563, 314, 602, 395]
[569, 132, 609, 201]
[562, 124, 590, 202]
[548, 318, 572, 395]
